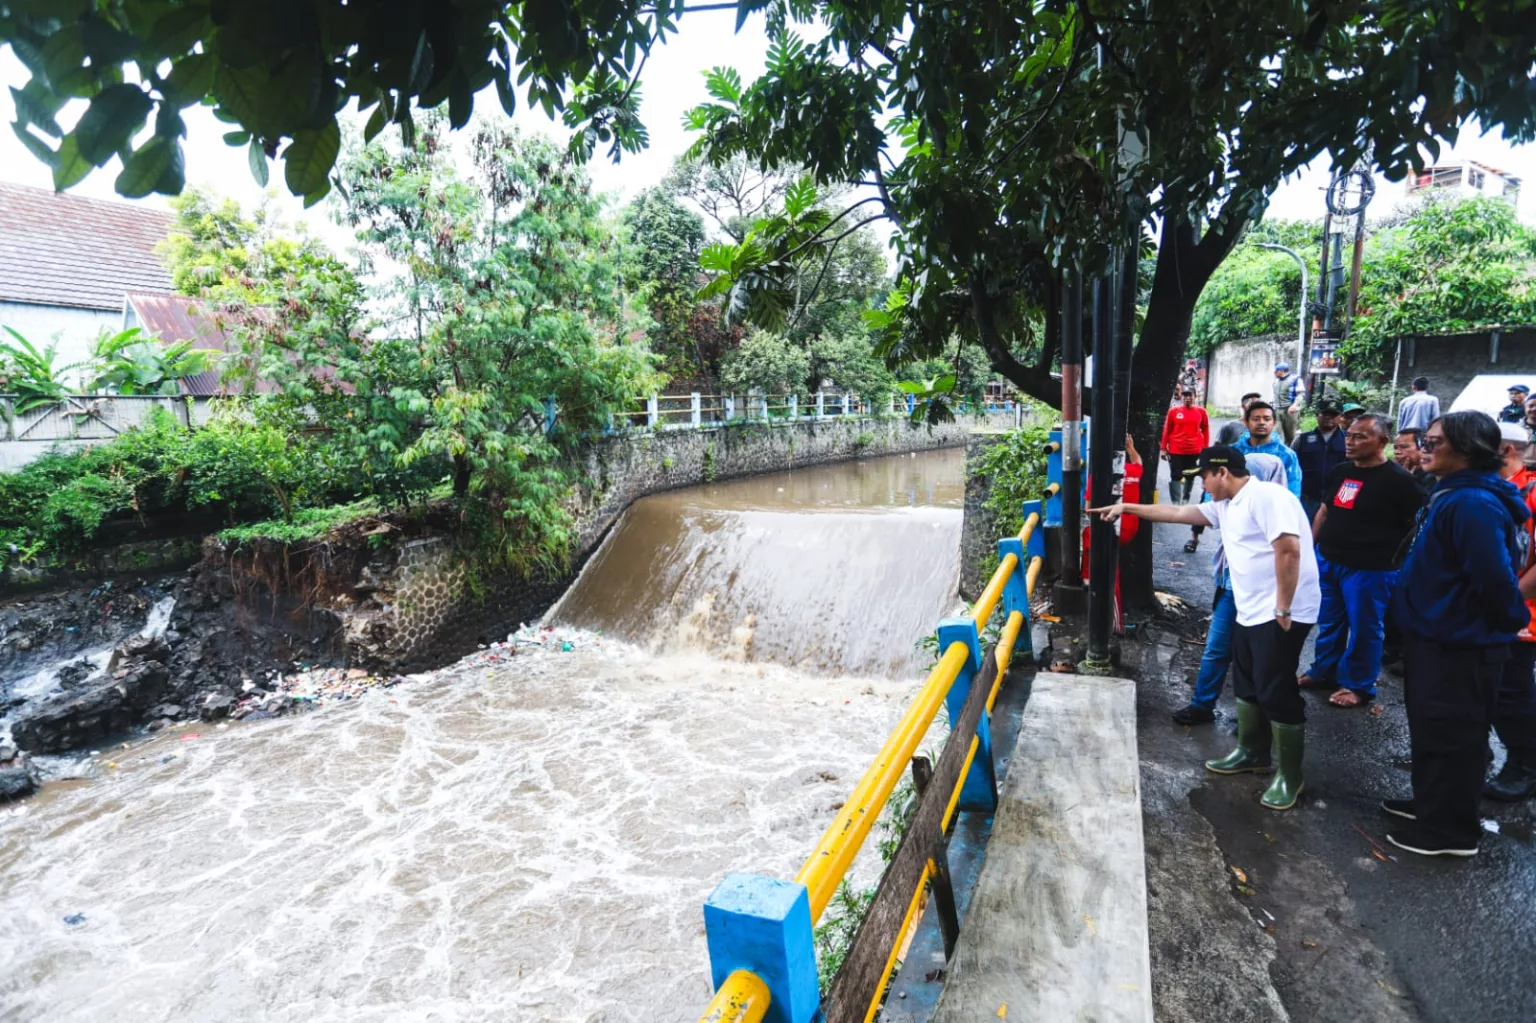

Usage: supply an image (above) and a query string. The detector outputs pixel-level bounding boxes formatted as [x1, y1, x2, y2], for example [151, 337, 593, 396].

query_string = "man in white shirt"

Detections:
[1090, 445, 1322, 810]
[1396, 376, 1441, 434]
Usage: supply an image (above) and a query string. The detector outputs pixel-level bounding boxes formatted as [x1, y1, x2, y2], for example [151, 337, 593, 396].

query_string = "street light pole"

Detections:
[1257, 242, 1308, 376]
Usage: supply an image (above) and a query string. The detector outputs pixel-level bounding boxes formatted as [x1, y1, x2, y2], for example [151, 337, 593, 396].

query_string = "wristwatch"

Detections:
[1274, 608, 1292, 619]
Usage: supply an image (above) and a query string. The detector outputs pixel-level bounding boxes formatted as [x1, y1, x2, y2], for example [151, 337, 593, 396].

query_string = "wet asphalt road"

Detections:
[1119, 466, 1536, 1023]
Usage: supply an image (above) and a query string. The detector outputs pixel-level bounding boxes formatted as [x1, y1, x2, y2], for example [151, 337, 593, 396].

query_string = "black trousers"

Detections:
[1167, 453, 1200, 493]
[1404, 636, 1507, 846]
[1494, 641, 1536, 763]
[1232, 619, 1313, 725]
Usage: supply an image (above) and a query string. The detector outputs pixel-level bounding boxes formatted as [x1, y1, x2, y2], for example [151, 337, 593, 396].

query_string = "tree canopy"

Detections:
[1188, 197, 1536, 371]
[2, 0, 672, 201]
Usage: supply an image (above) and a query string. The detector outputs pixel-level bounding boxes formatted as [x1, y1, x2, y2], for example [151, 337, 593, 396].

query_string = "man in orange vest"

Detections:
[1490, 421, 1536, 800]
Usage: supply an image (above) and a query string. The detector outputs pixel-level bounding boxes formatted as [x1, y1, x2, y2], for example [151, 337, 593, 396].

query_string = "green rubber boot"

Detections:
[1205, 699, 1273, 774]
[1260, 722, 1305, 810]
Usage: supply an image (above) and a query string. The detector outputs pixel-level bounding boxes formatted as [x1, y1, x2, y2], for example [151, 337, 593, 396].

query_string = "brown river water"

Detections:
[0, 449, 964, 1022]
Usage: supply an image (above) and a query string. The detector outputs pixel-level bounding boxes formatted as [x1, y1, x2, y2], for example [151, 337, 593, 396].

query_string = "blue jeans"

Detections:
[1190, 587, 1237, 709]
[1306, 555, 1397, 698]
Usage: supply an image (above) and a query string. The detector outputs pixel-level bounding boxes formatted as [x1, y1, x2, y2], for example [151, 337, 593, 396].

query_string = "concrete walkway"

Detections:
[931, 673, 1154, 1022]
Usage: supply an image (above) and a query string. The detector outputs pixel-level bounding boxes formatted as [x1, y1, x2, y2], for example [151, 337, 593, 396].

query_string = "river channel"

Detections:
[0, 448, 964, 1022]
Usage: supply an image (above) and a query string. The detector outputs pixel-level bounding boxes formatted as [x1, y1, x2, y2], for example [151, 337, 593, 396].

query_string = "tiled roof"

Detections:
[0, 181, 174, 312]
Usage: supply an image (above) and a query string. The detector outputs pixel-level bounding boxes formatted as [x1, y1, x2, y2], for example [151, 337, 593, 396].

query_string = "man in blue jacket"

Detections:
[1184, 401, 1301, 554]
[1385, 410, 1530, 857]
[1292, 398, 1348, 522]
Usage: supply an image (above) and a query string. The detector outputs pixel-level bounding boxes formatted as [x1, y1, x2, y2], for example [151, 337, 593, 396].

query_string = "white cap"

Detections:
[1498, 422, 1530, 444]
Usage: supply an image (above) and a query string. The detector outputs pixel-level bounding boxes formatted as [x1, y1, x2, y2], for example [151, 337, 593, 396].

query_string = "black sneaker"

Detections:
[1172, 704, 1215, 725]
[1380, 798, 1416, 821]
[1387, 825, 1478, 858]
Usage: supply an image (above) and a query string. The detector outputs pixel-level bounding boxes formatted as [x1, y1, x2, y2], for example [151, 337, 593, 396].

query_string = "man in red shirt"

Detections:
[1162, 388, 1211, 504]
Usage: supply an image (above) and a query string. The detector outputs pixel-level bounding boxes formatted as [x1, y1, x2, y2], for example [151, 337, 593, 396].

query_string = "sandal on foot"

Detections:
[1328, 688, 1372, 708]
[1183, 539, 1199, 553]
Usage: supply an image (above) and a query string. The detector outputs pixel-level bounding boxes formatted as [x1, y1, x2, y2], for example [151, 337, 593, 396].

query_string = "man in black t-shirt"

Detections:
[1298, 413, 1425, 707]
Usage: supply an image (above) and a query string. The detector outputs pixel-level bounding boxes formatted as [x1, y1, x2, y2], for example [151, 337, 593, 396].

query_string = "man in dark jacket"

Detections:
[1385, 411, 1530, 857]
[1293, 398, 1348, 522]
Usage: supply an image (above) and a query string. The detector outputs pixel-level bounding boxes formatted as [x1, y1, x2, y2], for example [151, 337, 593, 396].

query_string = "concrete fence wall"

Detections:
[1205, 334, 1292, 412]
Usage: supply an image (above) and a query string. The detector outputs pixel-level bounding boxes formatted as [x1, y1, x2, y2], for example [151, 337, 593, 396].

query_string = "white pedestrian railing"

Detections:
[614, 391, 908, 432]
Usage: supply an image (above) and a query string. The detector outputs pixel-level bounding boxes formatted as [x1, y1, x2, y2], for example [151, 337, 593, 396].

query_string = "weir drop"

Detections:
[0, 448, 966, 1022]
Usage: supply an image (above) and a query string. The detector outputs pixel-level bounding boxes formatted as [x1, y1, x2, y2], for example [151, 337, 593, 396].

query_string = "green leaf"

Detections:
[81, 15, 139, 64]
[11, 123, 57, 169]
[164, 53, 216, 102]
[215, 64, 267, 135]
[116, 135, 182, 198]
[303, 179, 332, 208]
[223, 130, 250, 145]
[150, 6, 208, 53]
[74, 83, 154, 166]
[447, 69, 473, 129]
[362, 101, 389, 143]
[247, 138, 269, 186]
[11, 81, 64, 137]
[53, 133, 93, 189]
[783, 176, 817, 218]
[283, 118, 341, 197]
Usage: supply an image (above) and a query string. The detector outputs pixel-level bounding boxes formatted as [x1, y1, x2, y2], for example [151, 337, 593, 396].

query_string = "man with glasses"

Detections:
[1161, 388, 1211, 504]
[1297, 414, 1423, 709]
[1385, 411, 1529, 856]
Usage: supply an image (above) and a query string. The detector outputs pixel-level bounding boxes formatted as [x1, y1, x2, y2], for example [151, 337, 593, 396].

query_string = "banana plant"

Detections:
[0, 326, 87, 413]
[90, 328, 220, 396]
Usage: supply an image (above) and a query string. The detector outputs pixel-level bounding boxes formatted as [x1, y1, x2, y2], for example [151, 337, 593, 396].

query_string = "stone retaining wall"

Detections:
[302, 415, 977, 669]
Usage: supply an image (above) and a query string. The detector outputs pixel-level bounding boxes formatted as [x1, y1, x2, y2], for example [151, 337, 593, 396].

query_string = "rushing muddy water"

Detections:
[553, 449, 964, 677]
[0, 450, 964, 1022]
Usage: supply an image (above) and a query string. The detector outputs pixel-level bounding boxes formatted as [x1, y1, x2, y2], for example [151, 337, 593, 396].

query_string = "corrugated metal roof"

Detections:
[124, 291, 354, 398]
[124, 291, 234, 397]
[0, 182, 175, 311]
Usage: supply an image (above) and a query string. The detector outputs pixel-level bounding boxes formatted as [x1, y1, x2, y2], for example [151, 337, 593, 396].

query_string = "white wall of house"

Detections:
[0, 301, 117, 387]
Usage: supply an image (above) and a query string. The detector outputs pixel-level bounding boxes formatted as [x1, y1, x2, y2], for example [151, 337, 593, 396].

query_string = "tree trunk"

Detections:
[1118, 207, 1250, 609]
[453, 455, 473, 498]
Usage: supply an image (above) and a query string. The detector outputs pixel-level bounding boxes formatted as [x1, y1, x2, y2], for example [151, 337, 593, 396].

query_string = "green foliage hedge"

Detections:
[0, 407, 389, 569]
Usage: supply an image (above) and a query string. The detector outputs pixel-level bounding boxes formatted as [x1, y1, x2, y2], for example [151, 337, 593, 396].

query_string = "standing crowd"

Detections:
[1090, 367, 1536, 859]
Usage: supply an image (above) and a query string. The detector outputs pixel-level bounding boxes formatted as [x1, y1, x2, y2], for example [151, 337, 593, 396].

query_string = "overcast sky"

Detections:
[4, 14, 1534, 254]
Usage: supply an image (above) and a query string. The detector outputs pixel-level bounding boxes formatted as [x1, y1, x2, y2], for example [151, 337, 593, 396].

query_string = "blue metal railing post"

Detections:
[935, 616, 997, 812]
[703, 873, 819, 1023]
[995, 498, 1045, 659]
[1045, 430, 1064, 527]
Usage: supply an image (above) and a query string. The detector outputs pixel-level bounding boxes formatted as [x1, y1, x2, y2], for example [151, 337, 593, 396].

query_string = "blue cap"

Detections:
[1511, 383, 1530, 394]
[1275, 362, 1290, 372]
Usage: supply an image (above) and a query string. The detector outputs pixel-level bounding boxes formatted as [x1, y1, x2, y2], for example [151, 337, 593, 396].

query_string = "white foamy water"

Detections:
[0, 646, 917, 1022]
[9, 596, 177, 703]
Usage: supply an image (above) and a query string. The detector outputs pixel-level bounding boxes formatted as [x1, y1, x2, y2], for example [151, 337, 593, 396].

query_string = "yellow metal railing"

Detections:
[699, 499, 1046, 1022]
[698, 970, 771, 1023]
[796, 641, 971, 921]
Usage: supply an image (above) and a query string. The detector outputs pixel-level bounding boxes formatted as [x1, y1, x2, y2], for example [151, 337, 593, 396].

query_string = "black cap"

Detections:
[1317, 398, 1343, 415]
[1182, 444, 1247, 477]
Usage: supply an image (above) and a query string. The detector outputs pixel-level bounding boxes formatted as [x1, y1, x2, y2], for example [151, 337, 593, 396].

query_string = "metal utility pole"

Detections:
[1256, 243, 1308, 374]
[1085, 264, 1119, 670]
[1057, 270, 1086, 613]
